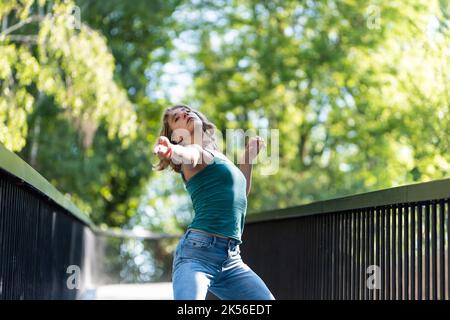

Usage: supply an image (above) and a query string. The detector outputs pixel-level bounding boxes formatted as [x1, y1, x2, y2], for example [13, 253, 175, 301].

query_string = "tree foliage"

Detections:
[0, 0, 448, 229]
[0, 0, 136, 152]
[172, 0, 449, 213]
[0, 0, 181, 226]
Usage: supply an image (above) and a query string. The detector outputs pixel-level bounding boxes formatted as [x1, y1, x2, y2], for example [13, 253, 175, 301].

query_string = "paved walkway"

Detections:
[80, 282, 173, 300]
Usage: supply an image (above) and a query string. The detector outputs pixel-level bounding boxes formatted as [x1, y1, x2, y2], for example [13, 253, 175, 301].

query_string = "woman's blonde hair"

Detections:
[152, 104, 218, 173]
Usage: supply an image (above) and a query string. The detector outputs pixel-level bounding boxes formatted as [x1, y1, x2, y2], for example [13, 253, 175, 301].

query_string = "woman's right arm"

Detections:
[153, 136, 208, 167]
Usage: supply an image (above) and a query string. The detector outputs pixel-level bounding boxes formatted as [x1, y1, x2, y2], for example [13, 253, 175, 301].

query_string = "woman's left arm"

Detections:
[239, 136, 265, 196]
[239, 162, 253, 196]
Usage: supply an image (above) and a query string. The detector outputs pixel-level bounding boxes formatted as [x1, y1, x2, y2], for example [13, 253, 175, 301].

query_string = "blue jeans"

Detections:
[172, 229, 275, 300]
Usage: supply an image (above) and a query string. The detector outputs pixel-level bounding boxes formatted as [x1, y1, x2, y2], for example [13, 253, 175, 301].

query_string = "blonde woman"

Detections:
[153, 104, 275, 300]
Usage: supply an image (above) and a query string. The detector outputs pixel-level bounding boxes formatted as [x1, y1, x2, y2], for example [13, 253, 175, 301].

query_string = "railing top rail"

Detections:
[3, 142, 448, 235]
[247, 178, 450, 224]
[0, 143, 184, 240]
[94, 227, 182, 240]
[0, 143, 95, 227]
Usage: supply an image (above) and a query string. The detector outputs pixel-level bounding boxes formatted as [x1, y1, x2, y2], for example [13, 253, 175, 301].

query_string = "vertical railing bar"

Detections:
[330, 213, 334, 300]
[344, 212, 348, 300]
[370, 207, 375, 300]
[10, 181, 18, 298]
[447, 199, 450, 301]
[308, 216, 313, 300]
[398, 204, 403, 300]
[356, 209, 361, 300]
[339, 213, 343, 300]
[304, 218, 308, 299]
[376, 207, 384, 300]
[306, 216, 312, 299]
[322, 214, 325, 300]
[348, 211, 352, 300]
[327, 214, 331, 300]
[342, 212, 347, 300]
[305, 217, 309, 299]
[365, 207, 370, 300]
[325, 214, 329, 299]
[362, 208, 367, 300]
[334, 213, 338, 301]
[332, 213, 337, 300]
[18, 187, 24, 298]
[342, 212, 346, 300]
[386, 205, 391, 300]
[352, 210, 357, 300]
[335, 213, 339, 300]
[371, 207, 375, 300]
[392, 204, 397, 300]
[332, 214, 337, 300]
[346, 211, 350, 300]
[370, 207, 378, 300]
[316, 216, 320, 300]
[324, 214, 329, 300]
[0, 180, 6, 298]
[314, 216, 317, 300]
[22, 188, 30, 298]
[22, 189, 30, 298]
[381, 206, 386, 300]
[5, 181, 14, 298]
[318, 215, 322, 300]
[366, 208, 370, 300]
[411, 204, 416, 300]
[425, 203, 430, 300]
[439, 199, 445, 300]
[0, 180, 5, 299]
[311, 217, 316, 299]
[418, 203, 423, 300]
[349, 210, 352, 300]
[310, 216, 315, 300]
[432, 200, 438, 300]
[405, 204, 410, 300]
[298, 218, 303, 300]
[3, 181, 9, 298]
[311, 216, 316, 300]
[318, 216, 322, 300]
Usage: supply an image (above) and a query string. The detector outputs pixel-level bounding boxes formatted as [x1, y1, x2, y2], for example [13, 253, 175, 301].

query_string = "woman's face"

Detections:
[168, 107, 202, 142]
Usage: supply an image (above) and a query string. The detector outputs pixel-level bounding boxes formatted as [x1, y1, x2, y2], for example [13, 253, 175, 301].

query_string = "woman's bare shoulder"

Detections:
[204, 147, 231, 162]
[180, 144, 215, 173]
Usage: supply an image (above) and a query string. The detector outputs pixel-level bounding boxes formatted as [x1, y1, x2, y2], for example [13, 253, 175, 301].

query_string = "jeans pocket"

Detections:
[184, 238, 211, 248]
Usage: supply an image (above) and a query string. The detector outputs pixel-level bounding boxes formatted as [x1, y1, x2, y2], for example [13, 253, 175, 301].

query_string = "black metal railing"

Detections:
[0, 144, 178, 299]
[0, 166, 90, 299]
[242, 179, 450, 300]
[2, 141, 450, 300]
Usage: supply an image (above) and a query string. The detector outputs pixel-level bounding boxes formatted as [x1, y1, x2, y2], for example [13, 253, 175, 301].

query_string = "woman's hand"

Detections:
[244, 136, 266, 164]
[153, 136, 173, 160]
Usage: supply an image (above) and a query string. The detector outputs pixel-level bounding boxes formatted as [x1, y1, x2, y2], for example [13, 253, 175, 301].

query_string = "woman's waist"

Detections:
[185, 228, 241, 246]
[188, 228, 229, 239]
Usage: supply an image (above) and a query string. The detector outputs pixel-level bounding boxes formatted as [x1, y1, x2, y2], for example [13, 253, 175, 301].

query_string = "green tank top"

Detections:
[181, 149, 248, 243]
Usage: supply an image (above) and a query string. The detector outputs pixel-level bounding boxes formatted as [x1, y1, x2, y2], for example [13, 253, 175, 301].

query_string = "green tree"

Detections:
[1, 0, 182, 226]
[0, 0, 136, 152]
[172, 0, 449, 213]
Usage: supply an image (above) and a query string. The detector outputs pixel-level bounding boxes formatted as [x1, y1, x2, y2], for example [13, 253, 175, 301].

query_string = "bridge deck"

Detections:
[82, 282, 173, 300]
